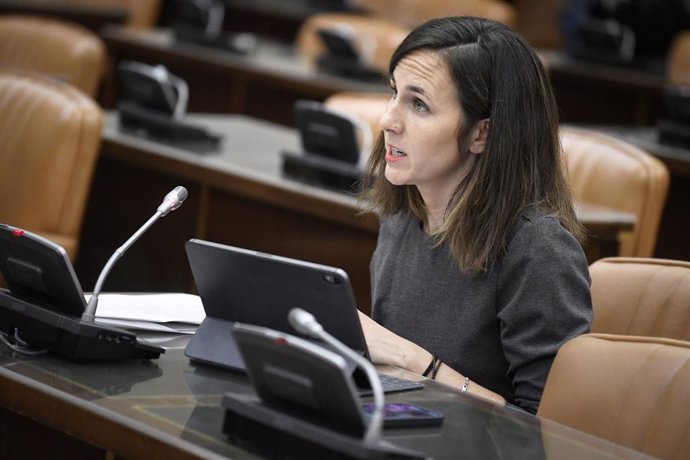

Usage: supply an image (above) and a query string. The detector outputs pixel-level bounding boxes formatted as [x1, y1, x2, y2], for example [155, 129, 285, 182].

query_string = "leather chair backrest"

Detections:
[356, 0, 516, 29]
[0, 15, 105, 97]
[52, 0, 161, 29]
[295, 13, 410, 74]
[561, 127, 669, 257]
[538, 333, 690, 460]
[0, 72, 103, 260]
[324, 92, 390, 143]
[121, 0, 162, 29]
[590, 257, 690, 340]
[513, 0, 562, 48]
[667, 30, 690, 86]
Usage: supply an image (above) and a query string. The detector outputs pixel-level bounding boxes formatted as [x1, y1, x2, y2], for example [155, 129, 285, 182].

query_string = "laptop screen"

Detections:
[185, 239, 368, 356]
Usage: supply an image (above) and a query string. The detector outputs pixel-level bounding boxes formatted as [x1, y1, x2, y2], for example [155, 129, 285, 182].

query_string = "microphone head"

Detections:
[158, 185, 188, 216]
[173, 185, 188, 202]
[288, 308, 323, 338]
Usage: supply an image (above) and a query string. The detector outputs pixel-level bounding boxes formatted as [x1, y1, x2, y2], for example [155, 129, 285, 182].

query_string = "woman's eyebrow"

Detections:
[406, 84, 428, 96]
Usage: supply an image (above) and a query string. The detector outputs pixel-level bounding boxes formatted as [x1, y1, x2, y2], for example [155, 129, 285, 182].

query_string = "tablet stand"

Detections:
[281, 150, 361, 193]
[118, 101, 221, 153]
[222, 393, 423, 460]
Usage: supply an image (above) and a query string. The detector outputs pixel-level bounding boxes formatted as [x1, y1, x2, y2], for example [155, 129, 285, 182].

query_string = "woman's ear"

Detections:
[469, 119, 490, 154]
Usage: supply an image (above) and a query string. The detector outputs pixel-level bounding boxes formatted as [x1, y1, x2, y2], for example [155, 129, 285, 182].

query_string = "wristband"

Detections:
[421, 354, 436, 377]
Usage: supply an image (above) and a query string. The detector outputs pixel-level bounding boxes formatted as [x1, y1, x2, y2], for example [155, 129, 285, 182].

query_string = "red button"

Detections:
[11, 229, 24, 237]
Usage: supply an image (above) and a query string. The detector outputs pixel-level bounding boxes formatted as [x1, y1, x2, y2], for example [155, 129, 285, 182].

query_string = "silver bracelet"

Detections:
[460, 376, 470, 394]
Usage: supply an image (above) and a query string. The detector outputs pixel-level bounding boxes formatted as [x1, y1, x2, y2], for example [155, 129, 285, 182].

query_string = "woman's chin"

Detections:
[384, 168, 408, 186]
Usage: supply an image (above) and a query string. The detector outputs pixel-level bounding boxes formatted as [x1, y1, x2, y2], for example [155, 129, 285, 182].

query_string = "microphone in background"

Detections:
[288, 307, 384, 446]
[81, 186, 188, 322]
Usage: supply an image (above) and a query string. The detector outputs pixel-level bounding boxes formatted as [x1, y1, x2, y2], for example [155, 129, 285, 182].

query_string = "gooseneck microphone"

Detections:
[81, 186, 188, 322]
[288, 307, 384, 446]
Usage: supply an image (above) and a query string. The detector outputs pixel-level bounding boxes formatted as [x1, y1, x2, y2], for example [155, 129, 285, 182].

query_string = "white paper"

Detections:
[87, 293, 205, 333]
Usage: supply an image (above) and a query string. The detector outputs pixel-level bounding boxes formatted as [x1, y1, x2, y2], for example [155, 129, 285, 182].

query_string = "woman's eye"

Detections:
[413, 99, 428, 112]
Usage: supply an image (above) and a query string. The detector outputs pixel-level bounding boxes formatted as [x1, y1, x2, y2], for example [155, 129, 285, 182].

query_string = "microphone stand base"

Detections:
[222, 393, 424, 460]
[0, 290, 163, 361]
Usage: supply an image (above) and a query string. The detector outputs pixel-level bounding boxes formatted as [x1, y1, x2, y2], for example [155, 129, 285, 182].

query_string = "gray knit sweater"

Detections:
[370, 207, 592, 414]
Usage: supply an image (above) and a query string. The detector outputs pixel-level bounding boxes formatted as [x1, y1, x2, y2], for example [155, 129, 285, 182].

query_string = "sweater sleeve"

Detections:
[496, 215, 592, 414]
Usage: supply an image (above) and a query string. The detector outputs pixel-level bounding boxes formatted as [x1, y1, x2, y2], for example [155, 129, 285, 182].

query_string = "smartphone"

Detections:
[363, 403, 444, 428]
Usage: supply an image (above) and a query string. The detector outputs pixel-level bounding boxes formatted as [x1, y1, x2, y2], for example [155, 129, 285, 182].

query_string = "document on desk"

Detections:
[88, 293, 205, 334]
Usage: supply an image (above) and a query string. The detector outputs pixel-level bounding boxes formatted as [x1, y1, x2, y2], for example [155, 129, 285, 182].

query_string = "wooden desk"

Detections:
[539, 50, 665, 125]
[100, 27, 388, 126]
[75, 113, 634, 313]
[76, 113, 379, 311]
[0, 0, 128, 33]
[593, 126, 690, 261]
[100, 27, 668, 129]
[0, 342, 654, 459]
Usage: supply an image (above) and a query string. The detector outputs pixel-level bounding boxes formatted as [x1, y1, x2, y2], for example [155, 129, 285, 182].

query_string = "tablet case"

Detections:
[184, 239, 366, 373]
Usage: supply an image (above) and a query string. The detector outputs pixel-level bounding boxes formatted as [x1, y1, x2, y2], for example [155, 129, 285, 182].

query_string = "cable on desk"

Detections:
[0, 328, 47, 356]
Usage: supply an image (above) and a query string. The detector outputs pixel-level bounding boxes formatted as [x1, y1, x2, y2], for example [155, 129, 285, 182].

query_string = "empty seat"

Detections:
[561, 127, 670, 257]
[589, 257, 690, 340]
[538, 333, 690, 460]
[0, 15, 106, 97]
[0, 71, 103, 260]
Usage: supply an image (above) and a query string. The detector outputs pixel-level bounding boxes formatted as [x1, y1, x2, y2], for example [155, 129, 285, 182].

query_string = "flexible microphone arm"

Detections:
[81, 186, 188, 322]
[288, 307, 384, 446]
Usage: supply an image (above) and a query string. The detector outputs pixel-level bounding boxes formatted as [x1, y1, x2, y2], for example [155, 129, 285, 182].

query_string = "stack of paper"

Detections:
[90, 293, 205, 334]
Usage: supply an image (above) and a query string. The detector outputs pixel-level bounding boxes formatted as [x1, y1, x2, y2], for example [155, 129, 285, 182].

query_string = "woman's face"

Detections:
[380, 50, 477, 202]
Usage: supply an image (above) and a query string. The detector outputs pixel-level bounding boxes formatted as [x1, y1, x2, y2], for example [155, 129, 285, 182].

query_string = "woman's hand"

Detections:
[358, 310, 431, 374]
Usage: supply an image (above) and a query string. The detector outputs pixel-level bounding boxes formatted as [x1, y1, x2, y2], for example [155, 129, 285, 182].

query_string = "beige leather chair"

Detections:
[667, 31, 690, 86]
[295, 13, 410, 74]
[0, 15, 106, 97]
[50, 0, 161, 29]
[561, 127, 670, 257]
[589, 257, 690, 341]
[0, 72, 103, 260]
[513, 0, 562, 48]
[538, 333, 690, 460]
[355, 0, 516, 29]
[122, 0, 162, 29]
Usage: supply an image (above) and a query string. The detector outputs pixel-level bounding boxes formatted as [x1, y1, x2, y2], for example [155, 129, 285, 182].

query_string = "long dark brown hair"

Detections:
[359, 16, 584, 273]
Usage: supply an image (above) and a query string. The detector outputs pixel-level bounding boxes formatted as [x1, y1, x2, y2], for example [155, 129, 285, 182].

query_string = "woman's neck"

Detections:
[422, 199, 447, 234]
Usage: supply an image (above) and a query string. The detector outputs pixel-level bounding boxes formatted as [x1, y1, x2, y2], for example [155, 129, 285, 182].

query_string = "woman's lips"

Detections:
[385, 144, 407, 162]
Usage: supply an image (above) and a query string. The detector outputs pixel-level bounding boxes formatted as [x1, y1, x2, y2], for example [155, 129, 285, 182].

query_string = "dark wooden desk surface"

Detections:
[75, 113, 634, 313]
[539, 50, 666, 126]
[100, 27, 388, 126]
[0, 340, 654, 459]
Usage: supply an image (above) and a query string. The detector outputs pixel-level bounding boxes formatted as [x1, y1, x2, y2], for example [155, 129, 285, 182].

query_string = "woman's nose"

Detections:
[380, 100, 402, 133]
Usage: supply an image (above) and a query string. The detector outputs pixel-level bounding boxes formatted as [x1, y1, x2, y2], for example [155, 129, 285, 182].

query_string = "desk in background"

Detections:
[538, 51, 666, 126]
[100, 27, 668, 128]
[0, 341, 654, 459]
[74, 113, 634, 312]
[99, 27, 388, 127]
